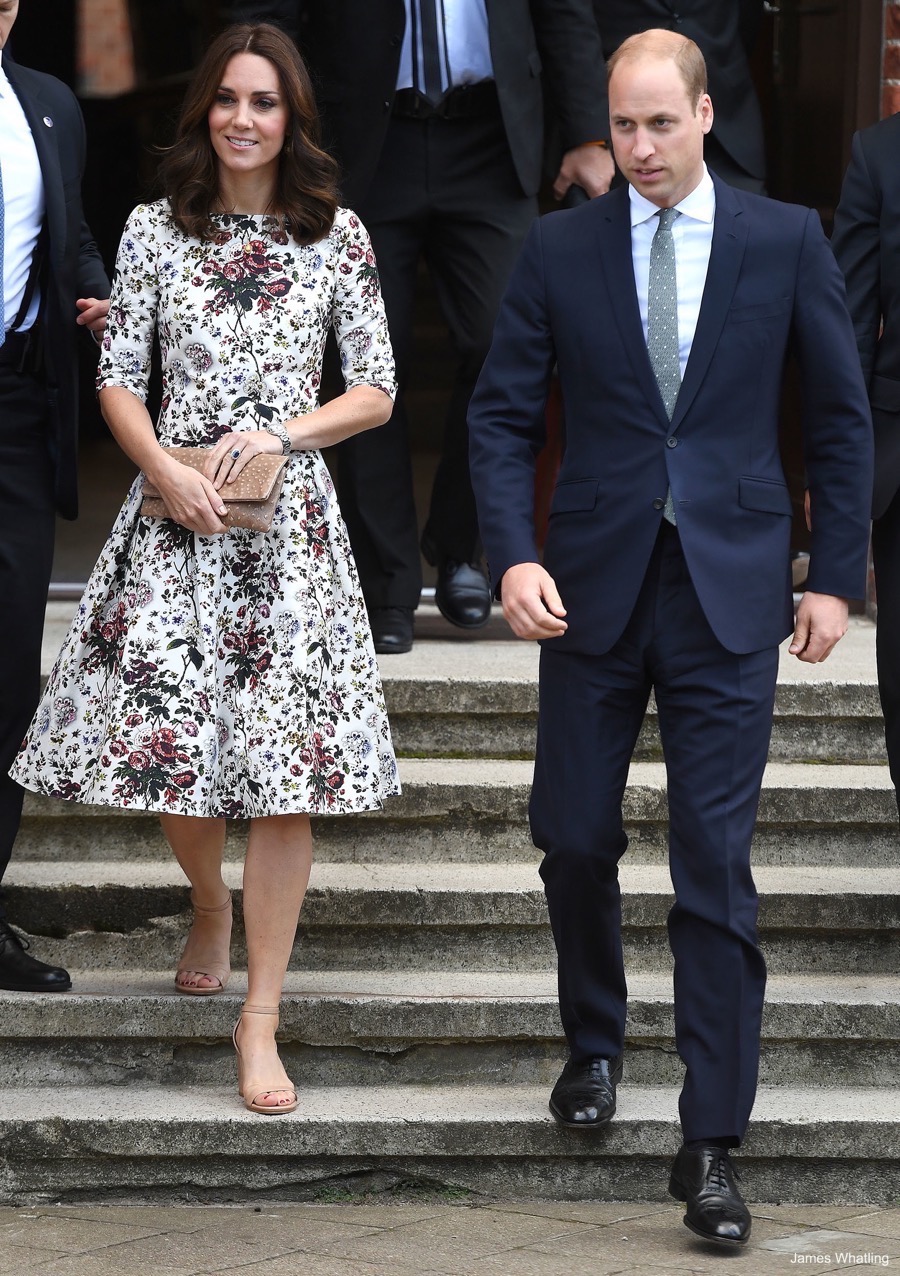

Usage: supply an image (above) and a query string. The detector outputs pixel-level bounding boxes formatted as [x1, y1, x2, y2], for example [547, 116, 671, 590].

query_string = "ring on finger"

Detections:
[230, 447, 242, 460]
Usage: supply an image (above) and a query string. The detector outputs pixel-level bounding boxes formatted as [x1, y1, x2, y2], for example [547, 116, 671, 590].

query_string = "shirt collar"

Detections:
[629, 164, 716, 228]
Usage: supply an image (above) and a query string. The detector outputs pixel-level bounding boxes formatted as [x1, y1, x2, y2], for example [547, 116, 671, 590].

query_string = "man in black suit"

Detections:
[0, 0, 109, 990]
[593, 1, 767, 194]
[232, 0, 610, 652]
[832, 114, 900, 820]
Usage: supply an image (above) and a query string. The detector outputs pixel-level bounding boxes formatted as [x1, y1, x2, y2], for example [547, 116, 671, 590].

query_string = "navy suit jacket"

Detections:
[4, 56, 109, 519]
[469, 176, 873, 656]
[832, 113, 900, 520]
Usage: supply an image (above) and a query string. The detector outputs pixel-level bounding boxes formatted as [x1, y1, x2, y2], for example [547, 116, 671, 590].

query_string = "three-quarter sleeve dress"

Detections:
[12, 201, 400, 817]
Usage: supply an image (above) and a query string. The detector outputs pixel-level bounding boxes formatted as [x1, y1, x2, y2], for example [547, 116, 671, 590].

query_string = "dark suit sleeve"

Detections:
[792, 208, 874, 598]
[831, 131, 881, 387]
[226, 0, 303, 39]
[531, 0, 609, 148]
[68, 103, 108, 300]
[468, 218, 557, 592]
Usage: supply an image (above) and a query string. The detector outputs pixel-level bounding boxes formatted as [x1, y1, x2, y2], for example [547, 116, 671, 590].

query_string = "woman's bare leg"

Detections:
[235, 813, 313, 1107]
[160, 813, 231, 992]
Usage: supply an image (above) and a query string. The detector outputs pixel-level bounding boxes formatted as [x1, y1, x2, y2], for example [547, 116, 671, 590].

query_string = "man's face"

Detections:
[0, 1, 18, 50]
[609, 56, 713, 208]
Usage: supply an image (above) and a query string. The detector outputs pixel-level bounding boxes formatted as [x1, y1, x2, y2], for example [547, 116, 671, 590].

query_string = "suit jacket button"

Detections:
[653, 498, 665, 510]
[390, 34, 401, 46]
[666, 436, 678, 448]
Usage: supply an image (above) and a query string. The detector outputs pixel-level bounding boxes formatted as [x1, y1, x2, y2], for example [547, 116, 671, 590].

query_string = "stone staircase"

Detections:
[1, 609, 899, 1206]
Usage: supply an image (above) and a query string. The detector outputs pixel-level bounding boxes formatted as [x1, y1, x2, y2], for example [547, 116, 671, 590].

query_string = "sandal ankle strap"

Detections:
[241, 1003, 280, 1015]
[189, 890, 232, 915]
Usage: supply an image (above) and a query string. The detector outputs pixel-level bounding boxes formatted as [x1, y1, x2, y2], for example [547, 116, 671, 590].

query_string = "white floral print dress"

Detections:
[12, 201, 400, 817]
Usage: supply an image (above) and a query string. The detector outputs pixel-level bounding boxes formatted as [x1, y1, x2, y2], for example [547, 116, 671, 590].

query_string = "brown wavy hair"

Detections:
[158, 23, 339, 244]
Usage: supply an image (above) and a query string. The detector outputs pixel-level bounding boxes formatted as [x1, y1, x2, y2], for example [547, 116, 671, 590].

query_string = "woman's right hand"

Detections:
[147, 455, 229, 536]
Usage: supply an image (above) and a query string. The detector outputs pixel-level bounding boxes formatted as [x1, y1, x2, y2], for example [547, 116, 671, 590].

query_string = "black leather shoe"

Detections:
[435, 561, 491, 629]
[548, 1054, 623, 1128]
[369, 606, 414, 655]
[669, 1144, 751, 1247]
[0, 920, 71, 992]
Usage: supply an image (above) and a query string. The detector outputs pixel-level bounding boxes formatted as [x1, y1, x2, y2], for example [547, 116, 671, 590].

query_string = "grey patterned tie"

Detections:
[648, 207, 681, 524]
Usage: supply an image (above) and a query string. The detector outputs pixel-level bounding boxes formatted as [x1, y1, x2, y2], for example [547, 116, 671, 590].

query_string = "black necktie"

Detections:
[415, 0, 446, 106]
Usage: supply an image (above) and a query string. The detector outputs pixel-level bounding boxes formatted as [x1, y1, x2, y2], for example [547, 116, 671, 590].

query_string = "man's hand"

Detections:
[501, 562, 568, 640]
[789, 591, 849, 663]
[552, 144, 615, 201]
[76, 297, 110, 335]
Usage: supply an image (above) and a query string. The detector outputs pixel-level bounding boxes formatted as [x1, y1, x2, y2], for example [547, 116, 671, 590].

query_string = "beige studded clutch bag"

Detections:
[140, 447, 289, 532]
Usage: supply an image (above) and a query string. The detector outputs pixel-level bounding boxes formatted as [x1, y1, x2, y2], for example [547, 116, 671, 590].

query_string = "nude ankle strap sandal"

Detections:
[174, 891, 232, 996]
[233, 1004, 299, 1115]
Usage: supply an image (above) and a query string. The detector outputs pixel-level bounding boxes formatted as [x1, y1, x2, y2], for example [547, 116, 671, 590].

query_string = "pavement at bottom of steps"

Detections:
[2, 1198, 900, 1276]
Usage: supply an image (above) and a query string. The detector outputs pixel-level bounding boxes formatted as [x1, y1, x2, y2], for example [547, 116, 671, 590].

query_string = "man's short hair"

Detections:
[607, 29, 708, 111]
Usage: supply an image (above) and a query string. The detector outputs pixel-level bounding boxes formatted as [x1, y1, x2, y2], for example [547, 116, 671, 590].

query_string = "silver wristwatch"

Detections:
[263, 421, 292, 454]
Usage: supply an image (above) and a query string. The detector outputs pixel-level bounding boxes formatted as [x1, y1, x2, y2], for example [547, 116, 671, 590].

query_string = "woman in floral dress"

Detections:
[12, 23, 399, 1114]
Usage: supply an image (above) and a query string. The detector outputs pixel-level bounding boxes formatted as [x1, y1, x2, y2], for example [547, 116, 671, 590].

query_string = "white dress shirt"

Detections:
[397, 0, 494, 94]
[0, 48, 44, 335]
[629, 166, 716, 379]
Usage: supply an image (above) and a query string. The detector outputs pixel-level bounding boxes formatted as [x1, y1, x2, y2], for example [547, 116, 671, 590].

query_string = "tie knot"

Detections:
[656, 207, 679, 232]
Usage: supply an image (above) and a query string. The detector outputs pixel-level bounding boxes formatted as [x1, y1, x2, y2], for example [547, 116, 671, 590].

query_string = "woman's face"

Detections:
[208, 52, 291, 184]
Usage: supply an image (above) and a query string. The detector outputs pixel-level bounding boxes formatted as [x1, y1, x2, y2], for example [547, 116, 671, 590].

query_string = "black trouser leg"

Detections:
[873, 492, 900, 821]
[0, 366, 56, 920]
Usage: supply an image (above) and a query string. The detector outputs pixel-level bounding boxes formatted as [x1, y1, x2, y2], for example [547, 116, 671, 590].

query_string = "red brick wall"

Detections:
[77, 0, 135, 98]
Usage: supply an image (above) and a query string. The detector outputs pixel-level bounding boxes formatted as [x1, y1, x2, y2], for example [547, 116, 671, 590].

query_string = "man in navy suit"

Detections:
[0, 0, 109, 991]
[469, 30, 872, 1246]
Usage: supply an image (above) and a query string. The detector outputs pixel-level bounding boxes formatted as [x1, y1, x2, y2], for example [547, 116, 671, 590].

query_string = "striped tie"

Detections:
[414, 0, 446, 106]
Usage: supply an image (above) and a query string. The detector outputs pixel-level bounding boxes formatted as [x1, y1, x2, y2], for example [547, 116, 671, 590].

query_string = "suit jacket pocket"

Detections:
[550, 478, 599, 516]
[728, 299, 791, 325]
[870, 375, 900, 413]
[739, 476, 793, 516]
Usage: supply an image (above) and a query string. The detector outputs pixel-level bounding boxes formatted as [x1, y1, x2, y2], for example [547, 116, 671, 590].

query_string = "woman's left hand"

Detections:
[205, 431, 283, 490]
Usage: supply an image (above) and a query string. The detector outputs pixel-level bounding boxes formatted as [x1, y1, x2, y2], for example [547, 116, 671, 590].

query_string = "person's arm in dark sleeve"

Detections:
[831, 130, 882, 388]
[468, 218, 557, 593]
[532, 0, 614, 198]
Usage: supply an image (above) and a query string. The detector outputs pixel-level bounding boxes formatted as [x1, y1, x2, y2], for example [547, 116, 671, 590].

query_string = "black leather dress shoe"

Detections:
[369, 606, 414, 655]
[669, 1144, 751, 1247]
[435, 561, 491, 629]
[0, 920, 71, 992]
[548, 1054, 623, 1128]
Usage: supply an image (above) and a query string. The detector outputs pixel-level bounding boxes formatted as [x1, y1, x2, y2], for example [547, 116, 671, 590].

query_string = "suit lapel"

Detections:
[670, 176, 748, 430]
[4, 59, 65, 276]
[595, 186, 671, 426]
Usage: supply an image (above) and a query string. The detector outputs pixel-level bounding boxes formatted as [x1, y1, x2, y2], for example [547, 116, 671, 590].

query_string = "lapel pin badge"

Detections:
[43, 116, 53, 127]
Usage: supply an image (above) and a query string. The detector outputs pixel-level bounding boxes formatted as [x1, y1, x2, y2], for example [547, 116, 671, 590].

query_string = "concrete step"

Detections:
[1, 971, 897, 1091]
[14, 760, 898, 866]
[1, 1082, 898, 1205]
[376, 619, 884, 762]
[41, 609, 884, 764]
[6, 861, 900, 974]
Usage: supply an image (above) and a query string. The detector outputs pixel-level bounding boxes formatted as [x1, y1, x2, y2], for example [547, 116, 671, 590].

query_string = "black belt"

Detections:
[0, 330, 36, 371]
[392, 80, 499, 120]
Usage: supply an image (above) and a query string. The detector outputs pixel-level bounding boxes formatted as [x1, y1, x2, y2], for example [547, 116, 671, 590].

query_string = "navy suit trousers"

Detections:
[530, 521, 778, 1143]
